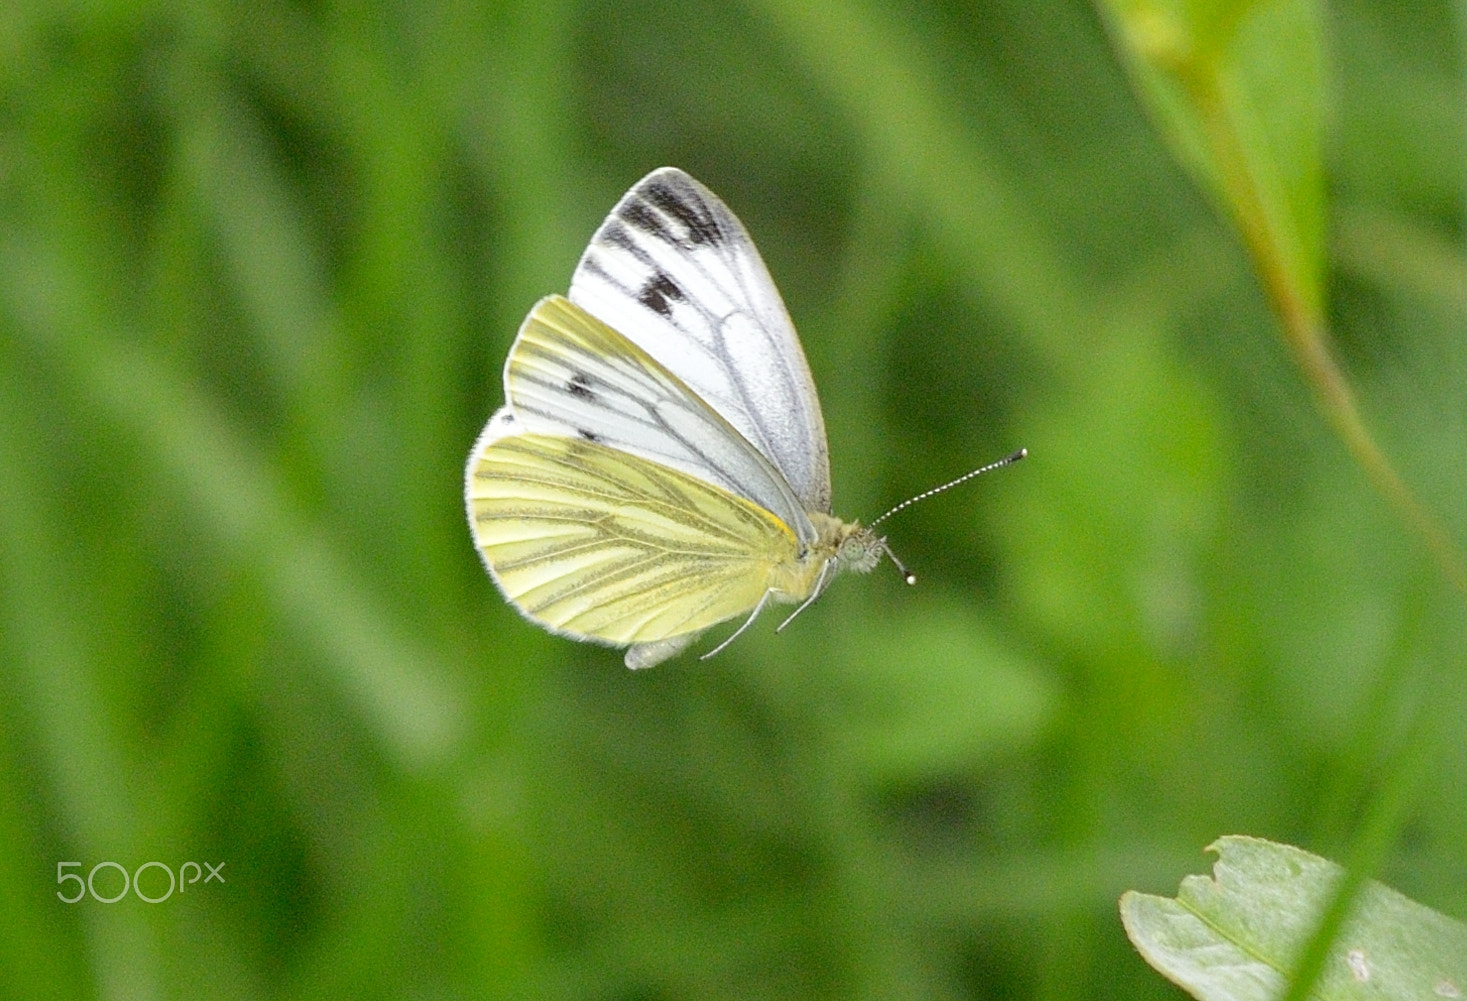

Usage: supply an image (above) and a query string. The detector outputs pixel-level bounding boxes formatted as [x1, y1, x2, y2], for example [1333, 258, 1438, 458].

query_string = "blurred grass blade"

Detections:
[1334, 204, 1467, 314]
[0, 409, 137, 852]
[173, 82, 345, 412]
[0, 232, 466, 768]
[747, 0, 1090, 362]
[1098, 0, 1325, 317]
[1121, 836, 1467, 1000]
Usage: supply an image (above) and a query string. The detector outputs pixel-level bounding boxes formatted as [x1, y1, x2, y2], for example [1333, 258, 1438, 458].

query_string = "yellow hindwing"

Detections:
[467, 432, 800, 645]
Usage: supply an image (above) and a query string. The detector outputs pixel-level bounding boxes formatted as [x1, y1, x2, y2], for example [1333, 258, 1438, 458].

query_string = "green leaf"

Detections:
[1121, 835, 1467, 1000]
[832, 601, 1060, 783]
[1097, 0, 1326, 317]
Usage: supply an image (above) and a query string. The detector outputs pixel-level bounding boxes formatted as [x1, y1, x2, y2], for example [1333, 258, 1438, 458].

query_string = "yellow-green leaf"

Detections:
[1099, 0, 1326, 318]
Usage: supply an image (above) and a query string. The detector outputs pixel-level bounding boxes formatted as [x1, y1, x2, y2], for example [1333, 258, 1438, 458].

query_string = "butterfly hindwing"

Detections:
[466, 432, 798, 647]
[569, 167, 833, 514]
[503, 295, 816, 545]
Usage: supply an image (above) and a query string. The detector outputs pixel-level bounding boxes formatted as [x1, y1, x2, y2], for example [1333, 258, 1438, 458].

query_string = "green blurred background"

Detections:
[2, 0, 1465, 997]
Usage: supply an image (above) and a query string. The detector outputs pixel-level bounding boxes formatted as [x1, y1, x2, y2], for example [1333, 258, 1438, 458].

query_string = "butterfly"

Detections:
[465, 168, 1022, 669]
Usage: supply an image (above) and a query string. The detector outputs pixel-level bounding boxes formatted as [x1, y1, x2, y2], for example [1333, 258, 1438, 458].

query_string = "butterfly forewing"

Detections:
[467, 432, 799, 645]
[569, 167, 833, 514]
[503, 295, 816, 545]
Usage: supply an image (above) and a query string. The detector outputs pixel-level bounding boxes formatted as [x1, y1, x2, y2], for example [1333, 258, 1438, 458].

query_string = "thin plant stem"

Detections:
[1184, 61, 1467, 598]
[1176, 50, 1467, 1001]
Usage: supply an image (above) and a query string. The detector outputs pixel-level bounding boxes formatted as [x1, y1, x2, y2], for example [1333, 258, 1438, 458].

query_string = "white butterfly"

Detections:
[465, 168, 1019, 668]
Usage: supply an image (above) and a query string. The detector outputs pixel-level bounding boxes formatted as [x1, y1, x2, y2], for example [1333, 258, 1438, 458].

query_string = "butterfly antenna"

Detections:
[869, 448, 1028, 529]
[881, 542, 917, 586]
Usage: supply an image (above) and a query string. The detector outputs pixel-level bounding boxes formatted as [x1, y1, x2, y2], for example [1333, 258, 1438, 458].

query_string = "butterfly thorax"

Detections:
[766, 512, 883, 603]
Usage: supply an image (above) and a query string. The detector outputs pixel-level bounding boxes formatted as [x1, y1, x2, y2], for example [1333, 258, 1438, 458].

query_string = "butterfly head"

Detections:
[832, 522, 884, 575]
[807, 514, 911, 583]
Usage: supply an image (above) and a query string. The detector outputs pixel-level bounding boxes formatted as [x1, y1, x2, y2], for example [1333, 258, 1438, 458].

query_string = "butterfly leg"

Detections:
[699, 588, 777, 661]
[776, 558, 835, 633]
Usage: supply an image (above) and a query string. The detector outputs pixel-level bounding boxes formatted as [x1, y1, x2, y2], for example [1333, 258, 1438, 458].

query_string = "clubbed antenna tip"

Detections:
[881, 542, 917, 585]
